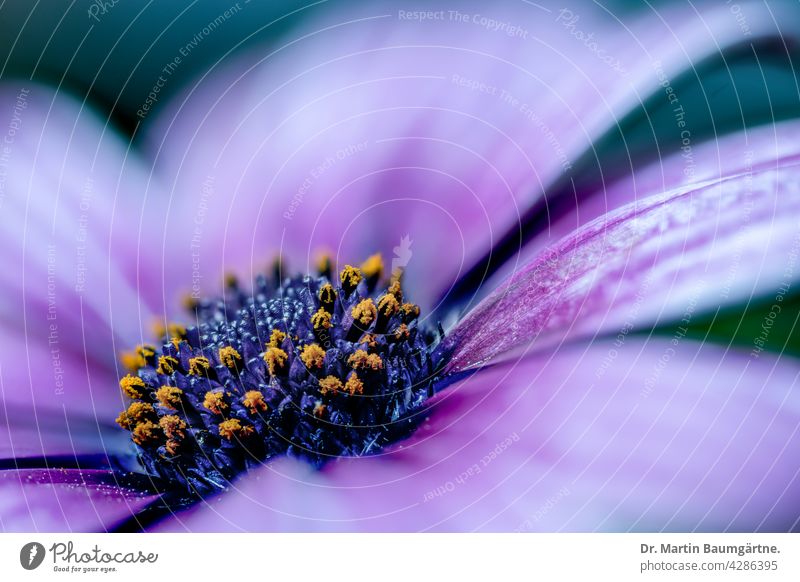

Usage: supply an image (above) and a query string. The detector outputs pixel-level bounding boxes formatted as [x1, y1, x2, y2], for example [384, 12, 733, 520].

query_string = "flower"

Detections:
[1, 1, 800, 532]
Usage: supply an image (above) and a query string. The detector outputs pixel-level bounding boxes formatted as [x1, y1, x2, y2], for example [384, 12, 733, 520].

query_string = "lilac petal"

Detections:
[144, 2, 794, 311]
[0, 469, 158, 532]
[445, 161, 800, 372]
[151, 338, 800, 532]
[0, 83, 174, 444]
[482, 119, 800, 301]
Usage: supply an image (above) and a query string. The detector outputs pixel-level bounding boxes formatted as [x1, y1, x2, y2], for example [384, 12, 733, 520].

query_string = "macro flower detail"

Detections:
[114, 260, 443, 497]
[1, 0, 800, 534]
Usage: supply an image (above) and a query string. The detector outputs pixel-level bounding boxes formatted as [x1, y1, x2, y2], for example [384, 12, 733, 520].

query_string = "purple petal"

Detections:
[482, 119, 800, 301]
[445, 161, 800, 371]
[0, 469, 158, 532]
[150, 338, 800, 532]
[144, 2, 793, 311]
[0, 84, 172, 439]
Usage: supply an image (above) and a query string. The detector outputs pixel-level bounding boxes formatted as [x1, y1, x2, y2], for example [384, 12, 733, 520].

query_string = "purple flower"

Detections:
[1, 2, 800, 532]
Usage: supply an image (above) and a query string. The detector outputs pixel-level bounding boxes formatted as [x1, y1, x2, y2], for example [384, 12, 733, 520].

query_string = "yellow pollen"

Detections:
[300, 344, 326, 369]
[313, 402, 327, 418]
[181, 293, 199, 311]
[157, 355, 180, 375]
[120, 375, 146, 399]
[400, 302, 421, 320]
[347, 349, 384, 370]
[311, 308, 332, 331]
[360, 253, 384, 280]
[115, 401, 155, 430]
[224, 272, 239, 287]
[318, 376, 343, 395]
[316, 252, 333, 275]
[155, 386, 183, 410]
[393, 323, 410, 341]
[340, 265, 363, 289]
[388, 278, 404, 302]
[263, 346, 288, 375]
[120, 344, 155, 371]
[243, 390, 268, 415]
[165, 439, 182, 456]
[318, 283, 336, 308]
[159, 415, 187, 440]
[268, 329, 287, 348]
[218, 419, 255, 440]
[188, 356, 211, 376]
[170, 336, 183, 349]
[203, 390, 228, 415]
[132, 420, 160, 445]
[377, 294, 400, 317]
[153, 321, 187, 340]
[345, 373, 364, 395]
[359, 333, 378, 349]
[351, 298, 377, 327]
[219, 346, 242, 369]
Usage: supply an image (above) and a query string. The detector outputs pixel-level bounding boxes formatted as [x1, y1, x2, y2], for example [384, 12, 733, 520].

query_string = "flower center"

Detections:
[116, 254, 444, 497]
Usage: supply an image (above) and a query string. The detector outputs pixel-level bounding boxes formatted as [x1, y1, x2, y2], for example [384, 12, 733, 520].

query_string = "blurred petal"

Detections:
[150, 338, 800, 532]
[445, 162, 800, 371]
[145, 1, 798, 312]
[0, 469, 158, 532]
[482, 118, 800, 301]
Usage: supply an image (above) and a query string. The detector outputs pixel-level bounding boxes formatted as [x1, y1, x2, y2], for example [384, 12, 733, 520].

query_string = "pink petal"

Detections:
[151, 338, 800, 532]
[482, 119, 800, 301]
[0, 469, 158, 532]
[445, 161, 800, 371]
[144, 2, 795, 311]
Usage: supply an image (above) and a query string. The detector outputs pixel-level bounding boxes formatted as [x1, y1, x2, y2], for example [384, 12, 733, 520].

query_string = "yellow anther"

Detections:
[181, 293, 199, 311]
[359, 333, 378, 350]
[318, 376, 343, 396]
[313, 402, 327, 418]
[120, 375, 146, 399]
[400, 302, 421, 320]
[243, 390, 268, 415]
[360, 253, 384, 280]
[316, 252, 333, 276]
[263, 346, 288, 375]
[218, 346, 242, 369]
[340, 265, 363, 290]
[377, 294, 400, 317]
[300, 344, 326, 369]
[153, 321, 187, 340]
[268, 329, 287, 348]
[132, 420, 160, 445]
[115, 401, 155, 430]
[188, 356, 211, 376]
[224, 272, 239, 287]
[157, 355, 180, 375]
[318, 283, 337, 309]
[392, 323, 410, 342]
[387, 278, 403, 302]
[351, 298, 377, 327]
[120, 344, 155, 371]
[311, 308, 332, 331]
[159, 415, 187, 440]
[165, 439, 182, 456]
[347, 349, 384, 370]
[203, 390, 228, 415]
[218, 419, 255, 440]
[155, 386, 183, 410]
[344, 373, 364, 395]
